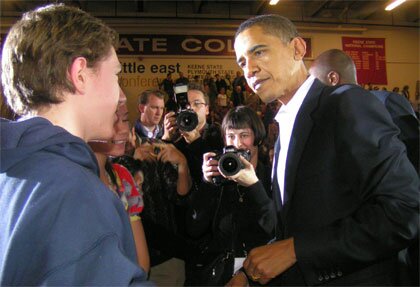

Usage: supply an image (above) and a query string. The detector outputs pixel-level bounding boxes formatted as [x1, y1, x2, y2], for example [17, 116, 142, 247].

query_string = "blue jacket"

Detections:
[371, 90, 419, 172]
[0, 117, 151, 285]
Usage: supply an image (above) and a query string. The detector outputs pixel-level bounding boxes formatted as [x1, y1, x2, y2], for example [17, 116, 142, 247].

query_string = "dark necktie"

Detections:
[272, 137, 283, 210]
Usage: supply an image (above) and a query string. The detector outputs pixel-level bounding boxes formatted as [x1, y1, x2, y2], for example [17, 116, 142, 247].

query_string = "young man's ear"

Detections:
[68, 57, 88, 94]
[292, 37, 307, 61]
[327, 71, 340, 86]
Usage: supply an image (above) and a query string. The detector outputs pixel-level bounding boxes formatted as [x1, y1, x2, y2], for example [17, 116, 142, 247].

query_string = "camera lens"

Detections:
[222, 157, 238, 173]
[177, 110, 198, 132]
[218, 153, 241, 176]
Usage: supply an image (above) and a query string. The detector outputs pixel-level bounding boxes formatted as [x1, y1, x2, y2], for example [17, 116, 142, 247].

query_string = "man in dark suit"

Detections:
[310, 48, 419, 286]
[309, 48, 419, 173]
[229, 14, 419, 286]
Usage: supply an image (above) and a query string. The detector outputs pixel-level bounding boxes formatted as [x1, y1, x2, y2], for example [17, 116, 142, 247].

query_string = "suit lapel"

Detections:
[283, 79, 325, 216]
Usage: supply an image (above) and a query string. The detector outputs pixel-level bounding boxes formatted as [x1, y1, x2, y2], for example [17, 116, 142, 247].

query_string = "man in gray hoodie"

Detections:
[0, 4, 151, 285]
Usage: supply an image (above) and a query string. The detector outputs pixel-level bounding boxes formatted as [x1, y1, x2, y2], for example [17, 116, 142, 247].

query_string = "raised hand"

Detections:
[162, 111, 179, 141]
[223, 155, 259, 187]
[133, 142, 156, 162]
[202, 152, 221, 183]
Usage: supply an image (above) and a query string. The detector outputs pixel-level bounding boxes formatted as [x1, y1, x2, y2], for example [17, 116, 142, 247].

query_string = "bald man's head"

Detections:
[309, 49, 357, 86]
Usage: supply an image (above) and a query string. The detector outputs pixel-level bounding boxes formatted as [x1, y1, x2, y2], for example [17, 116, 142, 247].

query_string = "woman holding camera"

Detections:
[185, 106, 276, 286]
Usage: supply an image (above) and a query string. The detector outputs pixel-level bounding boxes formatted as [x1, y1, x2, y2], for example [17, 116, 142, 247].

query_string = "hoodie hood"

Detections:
[1, 117, 98, 174]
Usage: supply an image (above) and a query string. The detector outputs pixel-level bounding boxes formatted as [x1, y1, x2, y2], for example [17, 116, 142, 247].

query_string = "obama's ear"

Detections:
[291, 37, 307, 61]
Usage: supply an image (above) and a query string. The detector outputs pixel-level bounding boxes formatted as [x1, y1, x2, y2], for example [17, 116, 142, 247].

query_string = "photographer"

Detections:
[127, 141, 194, 286]
[162, 82, 223, 184]
[185, 106, 276, 286]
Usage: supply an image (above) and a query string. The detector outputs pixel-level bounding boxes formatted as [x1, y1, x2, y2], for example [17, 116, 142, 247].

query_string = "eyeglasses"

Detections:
[187, 101, 207, 108]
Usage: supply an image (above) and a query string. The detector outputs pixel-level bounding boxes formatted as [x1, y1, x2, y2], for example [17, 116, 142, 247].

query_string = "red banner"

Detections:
[342, 37, 387, 85]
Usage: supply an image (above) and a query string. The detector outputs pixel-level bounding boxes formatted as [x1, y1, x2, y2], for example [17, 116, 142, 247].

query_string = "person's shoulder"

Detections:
[375, 91, 416, 117]
[328, 83, 366, 96]
[323, 83, 374, 104]
[4, 150, 117, 223]
[112, 163, 137, 191]
[23, 151, 106, 199]
[312, 83, 383, 119]
[204, 122, 223, 142]
[64, 160, 104, 187]
[135, 122, 148, 138]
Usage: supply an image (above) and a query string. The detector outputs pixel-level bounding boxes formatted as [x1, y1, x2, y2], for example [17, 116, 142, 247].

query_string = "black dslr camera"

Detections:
[211, 145, 251, 185]
[173, 84, 198, 132]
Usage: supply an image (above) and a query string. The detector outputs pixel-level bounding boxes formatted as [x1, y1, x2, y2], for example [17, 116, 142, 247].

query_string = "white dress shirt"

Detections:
[273, 75, 316, 203]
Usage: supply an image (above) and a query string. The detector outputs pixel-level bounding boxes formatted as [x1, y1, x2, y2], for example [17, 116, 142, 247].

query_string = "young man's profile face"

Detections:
[84, 48, 121, 141]
[234, 25, 298, 104]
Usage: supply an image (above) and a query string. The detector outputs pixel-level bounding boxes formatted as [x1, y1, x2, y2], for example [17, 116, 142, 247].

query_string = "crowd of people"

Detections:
[0, 4, 419, 287]
[155, 70, 280, 161]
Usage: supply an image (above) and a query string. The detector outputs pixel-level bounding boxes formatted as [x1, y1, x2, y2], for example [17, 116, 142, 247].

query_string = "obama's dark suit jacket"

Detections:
[270, 79, 419, 286]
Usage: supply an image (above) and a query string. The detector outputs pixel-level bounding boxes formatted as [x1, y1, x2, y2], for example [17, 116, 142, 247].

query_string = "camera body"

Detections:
[173, 84, 198, 132]
[211, 145, 251, 185]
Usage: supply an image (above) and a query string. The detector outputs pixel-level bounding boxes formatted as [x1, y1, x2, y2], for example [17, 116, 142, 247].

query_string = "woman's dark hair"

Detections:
[105, 158, 118, 192]
[221, 105, 266, 146]
[113, 155, 142, 175]
[113, 155, 178, 233]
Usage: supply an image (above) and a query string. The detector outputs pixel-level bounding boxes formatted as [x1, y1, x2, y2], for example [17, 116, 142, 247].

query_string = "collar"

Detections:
[275, 75, 315, 121]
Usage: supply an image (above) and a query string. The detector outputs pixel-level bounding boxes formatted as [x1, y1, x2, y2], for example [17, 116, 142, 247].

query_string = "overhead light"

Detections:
[385, 0, 406, 11]
[269, 0, 280, 5]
